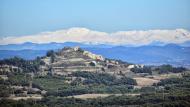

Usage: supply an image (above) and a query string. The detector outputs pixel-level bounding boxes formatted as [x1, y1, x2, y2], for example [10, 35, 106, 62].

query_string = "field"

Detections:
[133, 77, 160, 86]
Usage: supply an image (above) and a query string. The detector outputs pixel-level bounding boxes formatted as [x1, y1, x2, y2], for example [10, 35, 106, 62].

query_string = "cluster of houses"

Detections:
[0, 64, 20, 73]
[0, 65, 21, 80]
[127, 64, 144, 69]
[0, 65, 46, 100]
[83, 51, 104, 61]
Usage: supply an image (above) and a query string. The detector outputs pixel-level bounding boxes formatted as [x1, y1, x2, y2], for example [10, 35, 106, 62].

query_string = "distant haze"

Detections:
[0, 28, 190, 46]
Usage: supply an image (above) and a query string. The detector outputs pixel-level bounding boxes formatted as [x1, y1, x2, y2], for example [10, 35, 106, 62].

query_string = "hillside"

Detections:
[39, 46, 132, 77]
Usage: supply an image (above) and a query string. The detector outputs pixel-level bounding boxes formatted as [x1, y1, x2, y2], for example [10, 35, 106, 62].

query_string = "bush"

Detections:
[0, 85, 11, 97]
[131, 66, 152, 74]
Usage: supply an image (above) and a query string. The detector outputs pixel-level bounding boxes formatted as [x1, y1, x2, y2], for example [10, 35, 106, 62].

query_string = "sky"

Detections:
[0, 0, 190, 37]
[0, 0, 190, 45]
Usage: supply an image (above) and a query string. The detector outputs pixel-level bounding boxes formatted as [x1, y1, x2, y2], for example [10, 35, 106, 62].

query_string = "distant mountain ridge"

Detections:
[1, 41, 190, 50]
[0, 42, 115, 50]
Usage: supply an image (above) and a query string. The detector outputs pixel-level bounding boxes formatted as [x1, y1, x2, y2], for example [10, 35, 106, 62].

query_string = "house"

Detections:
[83, 51, 104, 61]
[38, 65, 49, 76]
[73, 46, 80, 51]
[89, 61, 97, 66]
[127, 65, 135, 69]
[0, 65, 19, 73]
[0, 75, 8, 80]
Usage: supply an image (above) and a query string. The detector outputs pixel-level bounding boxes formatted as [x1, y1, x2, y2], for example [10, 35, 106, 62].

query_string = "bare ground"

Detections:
[67, 93, 140, 99]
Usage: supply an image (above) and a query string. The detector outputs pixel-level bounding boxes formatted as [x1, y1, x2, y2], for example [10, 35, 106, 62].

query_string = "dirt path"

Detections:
[67, 93, 140, 99]
[8, 94, 43, 101]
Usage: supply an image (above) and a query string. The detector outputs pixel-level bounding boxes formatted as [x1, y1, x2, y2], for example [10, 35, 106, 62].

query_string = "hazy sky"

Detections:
[0, 0, 190, 37]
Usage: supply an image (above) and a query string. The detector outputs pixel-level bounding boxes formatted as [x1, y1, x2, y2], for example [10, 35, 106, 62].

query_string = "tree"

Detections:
[46, 50, 56, 63]
[0, 85, 11, 97]
[46, 50, 55, 57]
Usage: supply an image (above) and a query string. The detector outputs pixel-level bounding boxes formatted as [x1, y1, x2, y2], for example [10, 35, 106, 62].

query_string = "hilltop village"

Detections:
[40, 46, 133, 76]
